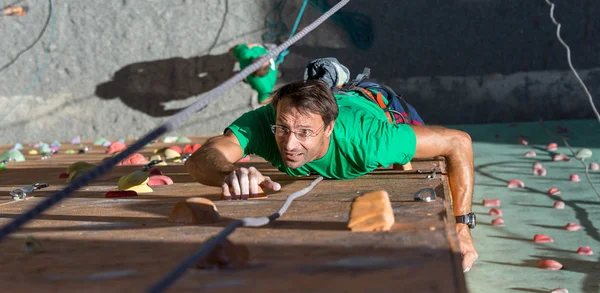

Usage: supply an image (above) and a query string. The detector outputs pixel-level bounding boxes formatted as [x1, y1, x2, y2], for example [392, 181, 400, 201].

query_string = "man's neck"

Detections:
[314, 136, 331, 161]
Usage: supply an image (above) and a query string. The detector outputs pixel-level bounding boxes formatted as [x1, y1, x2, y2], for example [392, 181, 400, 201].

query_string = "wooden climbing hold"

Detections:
[533, 234, 554, 243]
[576, 246, 593, 255]
[525, 151, 536, 157]
[195, 238, 249, 270]
[547, 187, 560, 195]
[488, 208, 502, 216]
[546, 142, 558, 151]
[482, 199, 500, 207]
[537, 259, 562, 270]
[105, 190, 138, 198]
[569, 174, 580, 182]
[491, 218, 504, 226]
[225, 186, 266, 200]
[347, 190, 395, 232]
[553, 201, 565, 209]
[148, 175, 174, 186]
[563, 222, 582, 231]
[507, 179, 525, 188]
[169, 197, 220, 224]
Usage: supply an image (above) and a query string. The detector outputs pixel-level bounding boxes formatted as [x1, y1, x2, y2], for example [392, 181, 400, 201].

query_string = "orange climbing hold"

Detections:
[576, 246, 593, 255]
[2, 5, 26, 16]
[537, 259, 562, 270]
[547, 187, 560, 195]
[482, 199, 500, 207]
[533, 234, 553, 243]
[488, 208, 502, 216]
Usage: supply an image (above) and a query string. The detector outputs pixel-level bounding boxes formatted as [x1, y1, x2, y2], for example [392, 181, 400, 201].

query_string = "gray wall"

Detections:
[0, 0, 599, 144]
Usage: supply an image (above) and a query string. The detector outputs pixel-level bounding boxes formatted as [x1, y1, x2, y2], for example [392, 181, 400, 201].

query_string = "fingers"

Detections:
[221, 182, 231, 200]
[260, 176, 281, 191]
[462, 251, 478, 273]
[230, 171, 241, 200]
[239, 168, 250, 200]
[225, 167, 281, 200]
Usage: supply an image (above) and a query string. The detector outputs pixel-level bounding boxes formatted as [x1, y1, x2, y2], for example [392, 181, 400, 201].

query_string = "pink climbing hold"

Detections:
[550, 288, 569, 293]
[590, 162, 599, 171]
[117, 153, 149, 166]
[491, 218, 504, 226]
[71, 136, 81, 144]
[533, 162, 543, 170]
[106, 141, 126, 154]
[546, 142, 558, 151]
[488, 208, 502, 216]
[547, 187, 560, 195]
[533, 168, 547, 176]
[576, 246, 593, 255]
[482, 199, 501, 207]
[507, 179, 525, 188]
[533, 234, 554, 243]
[525, 151, 536, 157]
[147, 175, 174, 186]
[237, 156, 250, 162]
[564, 222, 582, 231]
[553, 201, 565, 209]
[519, 139, 528, 146]
[537, 259, 563, 270]
[569, 174, 580, 182]
[148, 168, 163, 176]
[552, 154, 570, 162]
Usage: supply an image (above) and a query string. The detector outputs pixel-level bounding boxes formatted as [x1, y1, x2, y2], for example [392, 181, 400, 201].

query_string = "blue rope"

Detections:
[275, 0, 308, 65]
[0, 0, 55, 124]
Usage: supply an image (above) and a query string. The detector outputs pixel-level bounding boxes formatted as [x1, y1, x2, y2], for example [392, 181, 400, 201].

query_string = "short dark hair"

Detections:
[271, 80, 339, 126]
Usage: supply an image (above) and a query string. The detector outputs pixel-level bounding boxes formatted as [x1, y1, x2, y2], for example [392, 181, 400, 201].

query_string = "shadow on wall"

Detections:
[95, 53, 236, 117]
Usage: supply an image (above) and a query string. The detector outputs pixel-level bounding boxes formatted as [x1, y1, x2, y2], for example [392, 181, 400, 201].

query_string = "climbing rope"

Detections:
[146, 176, 324, 293]
[0, 0, 351, 242]
[275, 0, 308, 65]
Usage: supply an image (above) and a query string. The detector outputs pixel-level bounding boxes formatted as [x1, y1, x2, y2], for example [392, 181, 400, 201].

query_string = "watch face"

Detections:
[469, 213, 476, 229]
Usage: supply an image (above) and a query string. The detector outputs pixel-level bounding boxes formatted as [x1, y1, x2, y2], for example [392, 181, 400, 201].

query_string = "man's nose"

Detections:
[283, 132, 300, 151]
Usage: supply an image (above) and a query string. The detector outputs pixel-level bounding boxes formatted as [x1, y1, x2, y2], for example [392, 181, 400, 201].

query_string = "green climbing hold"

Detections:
[0, 150, 25, 162]
[575, 148, 593, 160]
[65, 149, 77, 154]
[162, 136, 178, 143]
[93, 138, 108, 146]
[176, 136, 192, 143]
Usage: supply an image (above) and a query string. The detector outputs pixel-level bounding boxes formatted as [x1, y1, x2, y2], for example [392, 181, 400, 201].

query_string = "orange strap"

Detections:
[351, 86, 393, 124]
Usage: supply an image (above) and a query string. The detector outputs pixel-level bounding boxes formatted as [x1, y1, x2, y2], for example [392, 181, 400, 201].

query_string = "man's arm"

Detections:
[409, 124, 477, 272]
[184, 130, 244, 187]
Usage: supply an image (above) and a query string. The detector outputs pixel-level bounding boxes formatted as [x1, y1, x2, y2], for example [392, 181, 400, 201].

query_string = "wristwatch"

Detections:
[455, 213, 476, 229]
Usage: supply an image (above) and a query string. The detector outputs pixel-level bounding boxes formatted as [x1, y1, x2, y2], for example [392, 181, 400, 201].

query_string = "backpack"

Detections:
[336, 68, 424, 125]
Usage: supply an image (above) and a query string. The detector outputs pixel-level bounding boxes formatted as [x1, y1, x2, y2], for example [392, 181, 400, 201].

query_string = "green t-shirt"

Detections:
[226, 91, 417, 179]
[232, 44, 278, 103]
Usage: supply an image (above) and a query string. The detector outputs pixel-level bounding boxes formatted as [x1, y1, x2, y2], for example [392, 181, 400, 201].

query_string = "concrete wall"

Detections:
[0, 0, 599, 143]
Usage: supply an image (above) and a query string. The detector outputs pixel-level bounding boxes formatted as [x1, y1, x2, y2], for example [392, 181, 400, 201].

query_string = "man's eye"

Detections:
[299, 130, 312, 137]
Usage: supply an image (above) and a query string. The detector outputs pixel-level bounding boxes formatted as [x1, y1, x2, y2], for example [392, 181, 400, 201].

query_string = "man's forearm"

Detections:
[184, 147, 237, 187]
[445, 137, 475, 216]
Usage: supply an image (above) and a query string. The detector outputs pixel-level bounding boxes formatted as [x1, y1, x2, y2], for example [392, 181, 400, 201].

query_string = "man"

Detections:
[184, 64, 478, 272]
[230, 43, 279, 105]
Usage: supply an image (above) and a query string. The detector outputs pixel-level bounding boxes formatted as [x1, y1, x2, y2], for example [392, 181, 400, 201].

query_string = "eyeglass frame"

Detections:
[270, 123, 326, 141]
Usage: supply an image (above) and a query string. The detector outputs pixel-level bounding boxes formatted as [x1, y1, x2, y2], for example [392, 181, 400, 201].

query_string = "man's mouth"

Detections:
[285, 152, 303, 161]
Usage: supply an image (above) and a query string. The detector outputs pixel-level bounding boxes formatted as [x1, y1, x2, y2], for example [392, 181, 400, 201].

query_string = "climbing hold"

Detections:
[590, 162, 599, 171]
[147, 168, 163, 176]
[50, 146, 59, 153]
[533, 234, 554, 243]
[195, 238, 249, 270]
[67, 161, 95, 174]
[547, 187, 560, 195]
[575, 148, 592, 160]
[70, 136, 81, 144]
[168, 145, 182, 155]
[176, 136, 192, 143]
[576, 246, 593, 255]
[488, 208, 502, 216]
[237, 156, 250, 162]
[169, 197, 221, 224]
[65, 149, 76, 154]
[102, 141, 112, 147]
[533, 162, 543, 170]
[552, 154, 570, 162]
[164, 148, 180, 160]
[482, 199, 500, 207]
[537, 260, 562, 270]
[106, 141, 126, 154]
[550, 288, 569, 293]
[226, 186, 266, 200]
[39, 144, 52, 154]
[563, 222, 582, 231]
[117, 170, 153, 193]
[12, 143, 23, 150]
[117, 153, 149, 166]
[553, 201, 565, 209]
[569, 174, 580, 182]
[149, 155, 168, 166]
[546, 143, 558, 151]
[348, 190, 395, 232]
[105, 190, 138, 198]
[183, 143, 201, 154]
[533, 168, 547, 176]
[148, 175, 174, 186]
[93, 138, 108, 146]
[117, 138, 125, 144]
[519, 139, 528, 146]
[525, 151, 536, 157]
[58, 173, 69, 179]
[507, 179, 525, 188]
[162, 136, 178, 143]
[51, 141, 61, 147]
[28, 150, 38, 155]
[0, 150, 25, 162]
[67, 169, 88, 183]
[491, 218, 504, 226]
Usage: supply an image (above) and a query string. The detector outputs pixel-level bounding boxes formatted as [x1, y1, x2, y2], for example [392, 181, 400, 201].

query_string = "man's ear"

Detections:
[325, 120, 335, 137]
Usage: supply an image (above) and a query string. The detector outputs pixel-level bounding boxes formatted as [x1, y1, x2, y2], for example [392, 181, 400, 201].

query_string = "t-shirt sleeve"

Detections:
[232, 44, 267, 62]
[360, 116, 417, 168]
[224, 104, 278, 160]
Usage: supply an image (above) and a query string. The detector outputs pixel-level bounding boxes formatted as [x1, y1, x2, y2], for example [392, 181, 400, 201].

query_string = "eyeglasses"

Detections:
[270, 124, 325, 141]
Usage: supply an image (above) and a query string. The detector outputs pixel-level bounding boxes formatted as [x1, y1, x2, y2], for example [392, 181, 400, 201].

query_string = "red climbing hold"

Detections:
[117, 153, 149, 166]
[507, 179, 525, 188]
[491, 218, 505, 226]
[482, 199, 501, 207]
[168, 145, 182, 155]
[106, 141, 126, 154]
[237, 156, 250, 162]
[569, 174, 580, 182]
[148, 168, 163, 176]
[148, 175, 174, 186]
[564, 222, 582, 231]
[590, 162, 599, 171]
[525, 151, 536, 157]
[537, 259, 562, 270]
[576, 246, 593, 255]
[533, 168, 547, 176]
[552, 154, 570, 162]
[489, 208, 502, 216]
[546, 142, 558, 151]
[547, 187, 560, 195]
[183, 143, 202, 154]
[533, 234, 554, 243]
[519, 139, 528, 146]
[105, 190, 138, 198]
[553, 201, 565, 209]
[59, 172, 69, 178]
